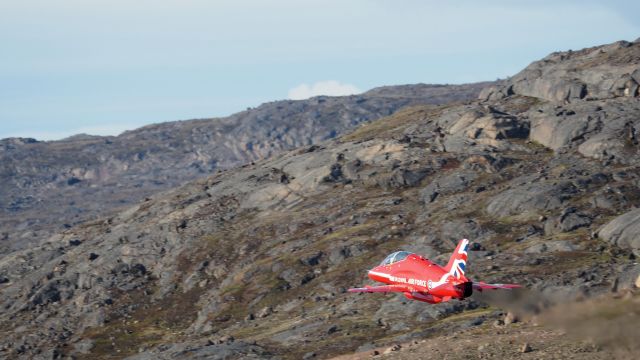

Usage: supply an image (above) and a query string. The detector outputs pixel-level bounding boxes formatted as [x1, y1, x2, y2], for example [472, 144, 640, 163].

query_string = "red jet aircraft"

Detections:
[348, 239, 520, 303]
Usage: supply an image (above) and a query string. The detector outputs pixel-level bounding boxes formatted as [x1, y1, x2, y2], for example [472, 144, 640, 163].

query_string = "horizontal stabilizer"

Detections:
[472, 282, 521, 291]
[347, 284, 411, 293]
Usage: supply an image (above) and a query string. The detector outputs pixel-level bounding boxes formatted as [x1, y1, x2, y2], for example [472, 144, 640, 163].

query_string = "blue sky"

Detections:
[1, 0, 638, 140]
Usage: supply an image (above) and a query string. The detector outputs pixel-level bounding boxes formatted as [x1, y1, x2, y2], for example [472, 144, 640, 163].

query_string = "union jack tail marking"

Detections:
[445, 239, 469, 280]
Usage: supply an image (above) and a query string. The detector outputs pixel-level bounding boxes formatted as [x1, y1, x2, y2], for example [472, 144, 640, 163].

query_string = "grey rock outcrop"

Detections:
[421, 170, 478, 203]
[576, 101, 640, 164]
[0, 83, 488, 255]
[126, 340, 274, 360]
[544, 207, 592, 234]
[479, 41, 640, 167]
[2, 39, 640, 360]
[525, 240, 577, 254]
[599, 208, 640, 254]
[480, 40, 640, 103]
[486, 177, 578, 217]
[523, 97, 640, 164]
[446, 108, 529, 145]
[528, 103, 604, 150]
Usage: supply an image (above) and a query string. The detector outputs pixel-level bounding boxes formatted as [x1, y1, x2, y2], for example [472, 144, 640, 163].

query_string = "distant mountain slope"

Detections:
[0, 39, 638, 359]
[0, 82, 489, 254]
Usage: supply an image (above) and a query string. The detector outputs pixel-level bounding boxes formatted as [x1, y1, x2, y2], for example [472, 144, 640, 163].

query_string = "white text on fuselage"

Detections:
[389, 276, 427, 287]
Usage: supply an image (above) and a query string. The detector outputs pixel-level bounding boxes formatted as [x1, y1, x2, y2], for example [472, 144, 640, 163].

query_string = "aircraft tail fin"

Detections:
[444, 239, 470, 281]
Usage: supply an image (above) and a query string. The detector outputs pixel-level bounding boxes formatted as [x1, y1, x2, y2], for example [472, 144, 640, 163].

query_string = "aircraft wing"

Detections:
[347, 284, 411, 293]
[472, 282, 521, 291]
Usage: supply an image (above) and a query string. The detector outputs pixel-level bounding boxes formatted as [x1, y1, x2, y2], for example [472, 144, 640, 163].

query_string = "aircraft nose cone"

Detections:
[367, 268, 384, 282]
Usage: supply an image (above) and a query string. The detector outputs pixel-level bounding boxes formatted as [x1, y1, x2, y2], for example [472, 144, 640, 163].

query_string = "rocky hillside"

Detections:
[0, 83, 487, 254]
[1, 39, 640, 360]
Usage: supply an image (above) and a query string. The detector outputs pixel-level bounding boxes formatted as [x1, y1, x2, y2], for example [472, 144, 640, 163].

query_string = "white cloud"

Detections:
[288, 80, 361, 100]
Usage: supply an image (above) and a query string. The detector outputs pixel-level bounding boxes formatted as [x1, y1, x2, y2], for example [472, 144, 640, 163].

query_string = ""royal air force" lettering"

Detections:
[389, 276, 427, 287]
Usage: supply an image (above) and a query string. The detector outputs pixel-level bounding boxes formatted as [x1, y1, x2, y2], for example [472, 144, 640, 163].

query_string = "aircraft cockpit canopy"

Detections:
[380, 251, 412, 266]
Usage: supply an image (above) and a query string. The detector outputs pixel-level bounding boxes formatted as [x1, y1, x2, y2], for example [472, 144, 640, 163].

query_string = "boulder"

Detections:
[528, 106, 602, 150]
[440, 219, 487, 244]
[504, 311, 518, 325]
[462, 154, 514, 173]
[303, 352, 317, 359]
[544, 207, 591, 234]
[486, 178, 578, 217]
[29, 283, 62, 307]
[72, 339, 95, 354]
[590, 186, 628, 210]
[383, 167, 430, 188]
[576, 111, 640, 165]
[525, 240, 576, 254]
[328, 247, 351, 266]
[300, 252, 323, 266]
[599, 208, 640, 254]
[256, 306, 273, 318]
[447, 109, 529, 144]
[558, 212, 591, 232]
[513, 77, 587, 103]
[421, 170, 478, 204]
[383, 344, 402, 354]
[478, 84, 513, 102]
[615, 264, 640, 290]
[127, 340, 274, 360]
[610, 74, 639, 97]
[322, 163, 345, 183]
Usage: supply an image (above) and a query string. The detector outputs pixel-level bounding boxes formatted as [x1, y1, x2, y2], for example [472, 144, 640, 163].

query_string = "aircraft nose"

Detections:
[367, 267, 381, 281]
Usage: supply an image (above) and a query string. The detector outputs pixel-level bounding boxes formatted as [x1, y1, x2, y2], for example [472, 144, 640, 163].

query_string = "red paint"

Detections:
[348, 239, 520, 303]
